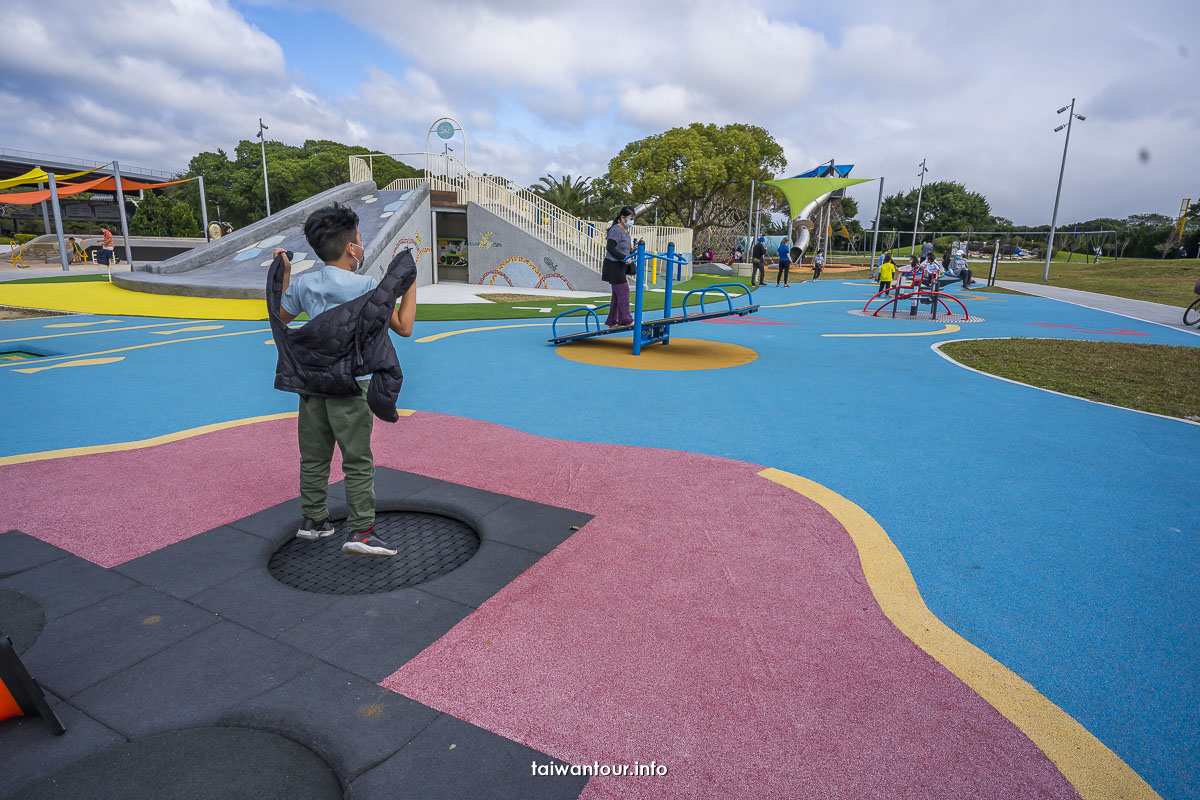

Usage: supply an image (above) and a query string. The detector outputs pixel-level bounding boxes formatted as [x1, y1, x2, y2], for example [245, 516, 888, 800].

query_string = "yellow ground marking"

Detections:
[416, 322, 556, 343]
[959, 293, 1008, 302]
[759, 467, 1160, 800]
[554, 337, 757, 371]
[264, 338, 275, 345]
[0, 413, 297, 465]
[0, 327, 271, 370]
[14, 357, 125, 374]
[150, 325, 225, 335]
[823, 324, 961, 338]
[761, 299, 861, 309]
[0, 319, 210, 344]
[0, 281, 269, 320]
[43, 319, 123, 328]
[0, 410, 418, 466]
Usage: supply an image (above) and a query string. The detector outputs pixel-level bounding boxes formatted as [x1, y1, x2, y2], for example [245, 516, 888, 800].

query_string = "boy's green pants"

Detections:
[297, 381, 374, 533]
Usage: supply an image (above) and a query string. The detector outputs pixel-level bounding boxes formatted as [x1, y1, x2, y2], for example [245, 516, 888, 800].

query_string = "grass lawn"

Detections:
[2, 273, 110, 284]
[984, 258, 1200, 307]
[829, 255, 1199, 306]
[941, 338, 1200, 420]
[416, 274, 762, 321]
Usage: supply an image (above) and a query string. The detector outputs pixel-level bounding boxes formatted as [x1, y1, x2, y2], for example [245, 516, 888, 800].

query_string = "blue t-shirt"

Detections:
[777, 243, 790, 264]
[281, 265, 379, 320]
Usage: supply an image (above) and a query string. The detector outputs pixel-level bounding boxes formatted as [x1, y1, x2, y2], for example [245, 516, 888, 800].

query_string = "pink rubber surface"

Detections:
[0, 413, 1079, 799]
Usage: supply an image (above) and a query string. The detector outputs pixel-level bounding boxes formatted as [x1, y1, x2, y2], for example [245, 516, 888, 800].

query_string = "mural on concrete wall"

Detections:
[466, 201, 608, 293]
[468, 232, 502, 251]
[478, 255, 575, 291]
[390, 229, 433, 273]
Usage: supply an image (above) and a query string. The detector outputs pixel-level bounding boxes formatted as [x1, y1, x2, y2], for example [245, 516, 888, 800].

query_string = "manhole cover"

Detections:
[268, 511, 480, 594]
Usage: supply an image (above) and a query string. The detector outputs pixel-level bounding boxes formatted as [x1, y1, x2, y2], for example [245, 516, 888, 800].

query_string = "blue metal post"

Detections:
[663, 242, 675, 345]
[632, 241, 646, 355]
[664, 243, 675, 317]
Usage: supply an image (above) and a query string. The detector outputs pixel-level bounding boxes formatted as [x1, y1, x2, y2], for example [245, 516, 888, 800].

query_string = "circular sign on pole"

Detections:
[436, 121, 455, 140]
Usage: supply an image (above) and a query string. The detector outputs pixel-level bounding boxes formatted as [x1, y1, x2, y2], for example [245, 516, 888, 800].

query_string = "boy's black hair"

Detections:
[304, 203, 360, 263]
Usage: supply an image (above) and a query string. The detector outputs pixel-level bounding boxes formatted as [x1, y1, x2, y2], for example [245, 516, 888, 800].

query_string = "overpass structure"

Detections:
[0, 147, 177, 184]
[0, 148, 189, 270]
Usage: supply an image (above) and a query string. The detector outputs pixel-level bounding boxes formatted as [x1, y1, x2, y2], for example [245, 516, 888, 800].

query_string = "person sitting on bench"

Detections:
[939, 250, 975, 289]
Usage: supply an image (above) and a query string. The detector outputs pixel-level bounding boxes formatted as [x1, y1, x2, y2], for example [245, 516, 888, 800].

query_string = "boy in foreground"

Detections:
[273, 203, 417, 556]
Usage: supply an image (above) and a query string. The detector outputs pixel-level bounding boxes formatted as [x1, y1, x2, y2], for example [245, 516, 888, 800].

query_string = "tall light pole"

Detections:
[257, 117, 271, 216]
[909, 159, 928, 256]
[869, 176, 885, 269]
[1043, 98, 1085, 282]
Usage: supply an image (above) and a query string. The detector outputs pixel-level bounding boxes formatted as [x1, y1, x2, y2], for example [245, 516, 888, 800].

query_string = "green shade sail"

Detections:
[763, 177, 874, 219]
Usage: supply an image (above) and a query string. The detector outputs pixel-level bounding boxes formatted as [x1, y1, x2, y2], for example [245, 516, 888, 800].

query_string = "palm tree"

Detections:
[529, 174, 591, 217]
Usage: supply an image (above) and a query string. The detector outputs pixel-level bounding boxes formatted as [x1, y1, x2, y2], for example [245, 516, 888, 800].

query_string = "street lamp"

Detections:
[1043, 98, 1085, 281]
[909, 158, 928, 256]
[257, 117, 271, 216]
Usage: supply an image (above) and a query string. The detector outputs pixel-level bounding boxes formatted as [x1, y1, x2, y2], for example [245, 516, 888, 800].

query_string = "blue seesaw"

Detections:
[549, 241, 760, 354]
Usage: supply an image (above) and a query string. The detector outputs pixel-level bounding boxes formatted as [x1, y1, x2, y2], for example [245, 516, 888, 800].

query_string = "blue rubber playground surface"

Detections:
[1, 278, 1197, 799]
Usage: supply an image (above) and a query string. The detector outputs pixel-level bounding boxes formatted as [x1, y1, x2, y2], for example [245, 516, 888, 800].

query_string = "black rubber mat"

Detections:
[10, 727, 341, 800]
[0, 589, 45, 655]
[268, 511, 480, 594]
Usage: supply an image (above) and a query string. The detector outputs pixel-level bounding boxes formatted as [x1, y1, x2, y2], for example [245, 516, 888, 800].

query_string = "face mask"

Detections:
[624, 217, 635, 229]
[350, 242, 364, 269]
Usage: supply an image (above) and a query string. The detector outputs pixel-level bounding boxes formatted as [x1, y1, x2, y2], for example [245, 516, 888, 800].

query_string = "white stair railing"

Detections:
[381, 177, 427, 192]
[349, 152, 692, 276]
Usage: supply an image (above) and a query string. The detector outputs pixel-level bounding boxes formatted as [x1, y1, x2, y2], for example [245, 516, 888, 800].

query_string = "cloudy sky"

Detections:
[2, 0, 1197, 225]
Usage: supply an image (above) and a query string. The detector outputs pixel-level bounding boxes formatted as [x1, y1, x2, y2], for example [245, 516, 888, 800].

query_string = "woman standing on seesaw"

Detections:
[601, 206, 637, 328]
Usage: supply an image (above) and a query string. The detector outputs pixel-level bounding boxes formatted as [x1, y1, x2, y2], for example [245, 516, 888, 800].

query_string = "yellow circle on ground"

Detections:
[555, 336, 757, 371]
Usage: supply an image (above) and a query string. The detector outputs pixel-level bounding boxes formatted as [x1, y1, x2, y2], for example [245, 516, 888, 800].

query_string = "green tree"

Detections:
[838, 197, 859, 221]
[529, 174, 591, 217]
[167, 200, 199, 237]
[172, 139, 421, 229]
[606, 123, 786, 231]
[129, 191, 170, 236]
[582, 175, 633, 222]
[878, 181, 991, 235]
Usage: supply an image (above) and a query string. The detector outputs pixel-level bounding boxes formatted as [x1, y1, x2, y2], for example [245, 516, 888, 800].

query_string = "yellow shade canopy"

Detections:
[763, 177, 873, 219]
[0, 164, 107, 191]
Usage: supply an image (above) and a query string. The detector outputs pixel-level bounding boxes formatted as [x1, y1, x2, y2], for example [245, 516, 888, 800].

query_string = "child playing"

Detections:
[272, 203, 417, 557]
[878, 254, 896, 295]
[812, 251, 825, 281]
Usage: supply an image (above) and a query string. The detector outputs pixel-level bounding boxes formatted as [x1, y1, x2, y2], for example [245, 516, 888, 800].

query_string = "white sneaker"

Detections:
[296, 517, 336, 540]
[342, 528, 397, 557]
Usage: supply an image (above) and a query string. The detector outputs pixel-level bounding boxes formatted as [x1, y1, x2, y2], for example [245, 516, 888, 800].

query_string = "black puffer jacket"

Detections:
[267, 250, 416, 422]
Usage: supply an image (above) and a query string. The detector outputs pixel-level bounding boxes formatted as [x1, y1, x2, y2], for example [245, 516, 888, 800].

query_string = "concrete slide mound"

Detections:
[115, 182, 432, 299]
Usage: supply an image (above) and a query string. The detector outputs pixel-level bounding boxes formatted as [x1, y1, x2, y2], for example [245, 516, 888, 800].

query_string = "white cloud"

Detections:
[1, 0, 1196, 224]
[834, 24, 942, 85]
[0, 0, 356, 171]
[618, 85, 698, 128]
